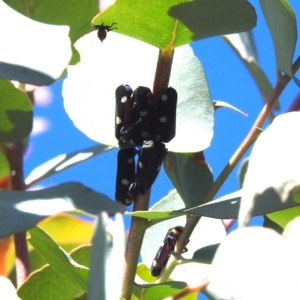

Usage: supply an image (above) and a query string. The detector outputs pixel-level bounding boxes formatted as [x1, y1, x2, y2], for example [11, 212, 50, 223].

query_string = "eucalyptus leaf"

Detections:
[222, 33, 278, 108]
[88, 213, 124, 300]
[192, 243, 220, 264]
[17, 244, 91, 300]
[4, 0, 98, 67]
[0, 182, 125, 238]
[0, 149, 9, 178]
[185, 189, 300, 220]
[0, 2, 72, 85]
[259, 0, 299, 85]
[28, 226, 88, 291]
[0, 276, 19, 300]
[93, 0, 256, 50]
[25, 144, 113, 187]
[239, 112, 300, 226]
[169, 0, 257, 44]
[206, 227, 300, 299]
[63, 32, 214, 152]
[164, 152, 213, 207]
[0, 79, 33, 142]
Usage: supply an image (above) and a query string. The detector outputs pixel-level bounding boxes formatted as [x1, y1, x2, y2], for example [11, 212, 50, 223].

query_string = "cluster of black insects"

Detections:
[93, 21, 187, 277]
[114, 84, 177, 206]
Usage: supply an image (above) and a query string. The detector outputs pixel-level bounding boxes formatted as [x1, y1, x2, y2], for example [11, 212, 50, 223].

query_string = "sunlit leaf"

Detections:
[239, 112, 300, 226]
[259, 0, 299, 85]
[0, 2, 72, 85]
[0, 182, 125, 238]
[17, 245, 91, 300]
[206, 227, 300, 299]
[0, 276, 20, 300]
[25, 144, 112, 187]
[0, 150, 9, 178]
[28, 227, 88, 291]
[0, 79, 33, 142]
[93, 0, 255, 50]
[4, 0, 98, 67]
[63, 32, 214, 152]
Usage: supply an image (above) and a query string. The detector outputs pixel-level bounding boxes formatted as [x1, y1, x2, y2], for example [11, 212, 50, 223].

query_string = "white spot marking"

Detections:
[116, 116, 122, 125]
[138, 161, 143, 168]
[121, 96, 127, 103]
[127, 158, 134, 164]
[159, 116, 167, 123]
[161, 94, 168, 101]
[140, 110, 148, 117]
[121, 179, 130, 185]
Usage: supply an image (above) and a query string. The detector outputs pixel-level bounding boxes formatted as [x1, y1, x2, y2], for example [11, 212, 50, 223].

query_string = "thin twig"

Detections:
[7, 141, 29, 287]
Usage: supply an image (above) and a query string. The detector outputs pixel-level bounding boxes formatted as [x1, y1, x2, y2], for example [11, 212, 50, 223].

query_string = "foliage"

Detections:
[0, 0, 300, 299]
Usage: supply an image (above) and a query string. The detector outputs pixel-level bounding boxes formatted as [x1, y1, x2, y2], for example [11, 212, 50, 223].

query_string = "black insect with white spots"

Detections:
[114, 84, 177, 205]
[92, 22, 118, 42]
[151, 226, 188, 277]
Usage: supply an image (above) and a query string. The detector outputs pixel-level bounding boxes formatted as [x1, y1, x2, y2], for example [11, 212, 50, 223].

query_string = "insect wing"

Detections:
[115, 148, 136, 205]
[137, 140, 166, 194]
[156, 87, 177, 143]
[115, 85, 133, 144]
[130, 86, 152, 146]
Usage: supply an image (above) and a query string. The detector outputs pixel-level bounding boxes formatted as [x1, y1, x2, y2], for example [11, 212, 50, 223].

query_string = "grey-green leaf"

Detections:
[88, 213, 124, 300]
[239, 112, 300, 226]
[25, 144, 113, 187]
[0, 182, 125, 238]
[164, 152, 213, 207]
[222, 33, 278, 109]
[168, 0, 257, 41]
[259, 0, 299, 85]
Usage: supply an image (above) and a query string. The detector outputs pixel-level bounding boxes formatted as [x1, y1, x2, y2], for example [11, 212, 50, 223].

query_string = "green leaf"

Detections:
[17, 245, 91, 300]
[25, 144, 113, 187]
[169, 0, 257, 45]
[63, 33, 214, 152]
[4, 0, 98, 67]
[0, 79, 33, 142]
[239, 112, 300, 226]
[141, 282, 187, 299]
[221, 33, 278, 109]
[259, 0, 299, 85]
[93, 0, 256, 49]
[0, 2, 72, 85]
[165, 152, 213, 207]
[88, 213, 124, 300]
[28, 227, 88, 291]
[0, 149, 9, 178]
[0, 182, 125, 238]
